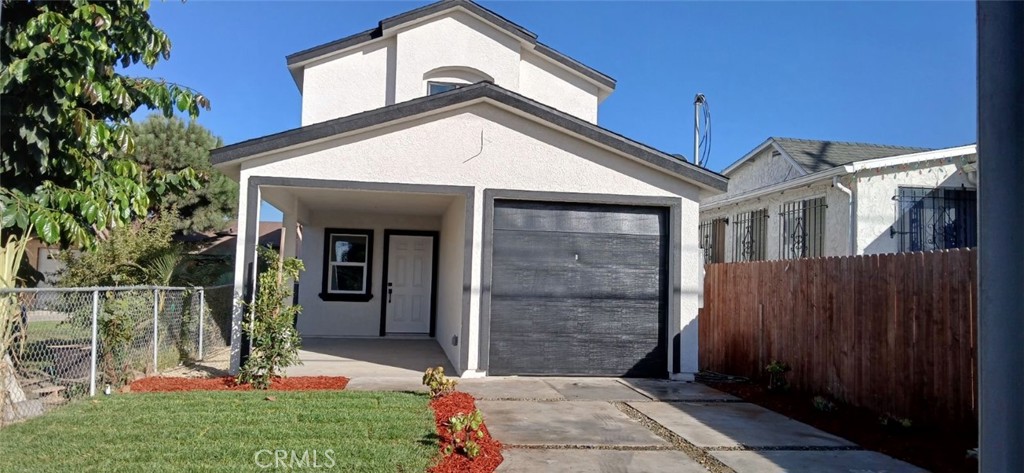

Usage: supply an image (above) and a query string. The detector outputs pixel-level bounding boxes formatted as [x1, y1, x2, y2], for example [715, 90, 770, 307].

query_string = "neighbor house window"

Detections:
[427, 81, 462, 95]
[320, 228, 373, 301]
[779, 196, 827, 259]
[699, 217, 727, 264]
[732, 209, 768, 262]
[892, 187, 977, 252]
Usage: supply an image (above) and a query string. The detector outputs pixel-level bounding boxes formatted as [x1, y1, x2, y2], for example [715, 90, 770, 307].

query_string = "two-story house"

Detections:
[699, 138, 977, 264]
[212, 0, 728, 379]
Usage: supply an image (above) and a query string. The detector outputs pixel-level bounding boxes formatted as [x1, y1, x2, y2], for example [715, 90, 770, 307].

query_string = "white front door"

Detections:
[385, 234, 434, 334]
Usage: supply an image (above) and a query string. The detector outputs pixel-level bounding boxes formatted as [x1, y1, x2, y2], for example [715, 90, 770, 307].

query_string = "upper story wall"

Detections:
[296, 8, 608, 126]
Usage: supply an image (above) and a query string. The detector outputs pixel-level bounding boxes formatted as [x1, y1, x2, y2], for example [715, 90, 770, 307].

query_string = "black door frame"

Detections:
[379, 230, 440, 337]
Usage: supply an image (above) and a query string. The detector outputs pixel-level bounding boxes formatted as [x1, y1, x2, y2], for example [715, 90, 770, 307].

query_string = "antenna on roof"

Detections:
[694, 93, 711, 168]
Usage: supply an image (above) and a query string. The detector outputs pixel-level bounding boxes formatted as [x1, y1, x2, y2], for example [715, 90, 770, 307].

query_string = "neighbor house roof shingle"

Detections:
[772, 137, 933, 173]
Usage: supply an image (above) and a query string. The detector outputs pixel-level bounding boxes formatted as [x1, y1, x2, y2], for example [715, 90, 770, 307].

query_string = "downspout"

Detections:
[832, 175, 856, 255]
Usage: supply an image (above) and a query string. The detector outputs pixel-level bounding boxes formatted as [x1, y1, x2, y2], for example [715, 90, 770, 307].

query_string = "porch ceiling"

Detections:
[261, 186, 458, 216]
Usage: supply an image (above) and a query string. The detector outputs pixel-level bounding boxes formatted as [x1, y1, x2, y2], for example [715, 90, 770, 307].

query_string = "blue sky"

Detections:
[142, 1, 976, 221]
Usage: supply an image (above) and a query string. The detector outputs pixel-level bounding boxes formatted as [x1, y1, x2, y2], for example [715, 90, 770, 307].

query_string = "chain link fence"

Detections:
[2, 285, 234, 417]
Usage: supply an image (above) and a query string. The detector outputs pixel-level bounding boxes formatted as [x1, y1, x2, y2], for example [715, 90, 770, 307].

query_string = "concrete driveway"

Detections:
[460, 378, 927, 473]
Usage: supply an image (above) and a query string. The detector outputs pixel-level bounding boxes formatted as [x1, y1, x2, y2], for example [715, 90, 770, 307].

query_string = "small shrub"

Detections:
[878, 413, 913, 430]
[443, 410, 485, 459]
[765, 360, 791, 391]
[237, 247, 304, 389]
[422, 366, 457, 398]
[812, 395, 837, 413]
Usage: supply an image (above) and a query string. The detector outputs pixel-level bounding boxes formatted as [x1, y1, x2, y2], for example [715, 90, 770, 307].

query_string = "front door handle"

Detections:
[388, 286, 393, 303]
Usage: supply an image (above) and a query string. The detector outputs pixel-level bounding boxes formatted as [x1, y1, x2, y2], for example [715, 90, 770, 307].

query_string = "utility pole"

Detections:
[977, 2, 1024, 471]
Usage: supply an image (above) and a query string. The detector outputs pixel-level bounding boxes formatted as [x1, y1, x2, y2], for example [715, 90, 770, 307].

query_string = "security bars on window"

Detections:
[732, 209, 768, 262]
[779, 197, 827, 260]
[892, 187, 977, 252]
[699, 218, 727, 264]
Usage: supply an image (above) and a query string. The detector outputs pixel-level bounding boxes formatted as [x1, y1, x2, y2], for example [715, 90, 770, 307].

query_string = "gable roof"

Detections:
[721, 137, 932, 176]
[210, 81, 728, 192]
[285, 0, 616, 90]
[772, 138, 932, 173]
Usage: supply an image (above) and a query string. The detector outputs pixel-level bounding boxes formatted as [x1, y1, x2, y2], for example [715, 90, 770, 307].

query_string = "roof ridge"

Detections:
[771, 136, 932, 151]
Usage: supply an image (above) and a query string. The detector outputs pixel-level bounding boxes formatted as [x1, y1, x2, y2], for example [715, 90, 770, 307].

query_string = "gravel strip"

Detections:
[703, 445, 864, 452]
[615, 401, 735, 473]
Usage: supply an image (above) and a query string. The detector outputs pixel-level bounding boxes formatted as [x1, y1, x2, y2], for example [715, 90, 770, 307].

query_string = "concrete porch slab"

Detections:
[344, 377, 427, 392]
[477, 400, 669, 447]
[627, 402, 855, 448]
[620, 379, 739, 401]
[543, 378, 651, 401]
[458, 377, 565, 400]
[711, 450, 927, 473]
[497, 449, 706, 473]
[286, 338, 454, 378]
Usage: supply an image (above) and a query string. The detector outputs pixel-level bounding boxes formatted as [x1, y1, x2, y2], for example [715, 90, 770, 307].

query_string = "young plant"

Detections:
[765, 360, 791, 391]
[878, 413, 913, 430]
[443, 410, 485, 459]
[0, 233, 31, 426]
[812, 395, 837, 413]
[237, 247, 304, 389]
[422, 366, 457, 398]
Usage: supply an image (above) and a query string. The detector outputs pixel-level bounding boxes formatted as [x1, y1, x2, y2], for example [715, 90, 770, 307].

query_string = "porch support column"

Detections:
[229, 178, 261, 375]
[279, 193, 307, 308]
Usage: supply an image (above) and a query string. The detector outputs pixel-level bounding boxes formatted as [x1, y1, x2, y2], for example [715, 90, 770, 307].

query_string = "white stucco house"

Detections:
[699, 138, 977, 264]
[212, 0, 728, 379]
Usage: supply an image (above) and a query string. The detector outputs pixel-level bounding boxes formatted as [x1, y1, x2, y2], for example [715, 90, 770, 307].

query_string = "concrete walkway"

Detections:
[285, 338, 452, 392]
[460, 378, 927, 473]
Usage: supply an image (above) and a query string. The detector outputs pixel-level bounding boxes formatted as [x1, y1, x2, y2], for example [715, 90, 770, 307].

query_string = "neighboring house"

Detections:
[699, 138, 977, 264]
[24, 238, 64, 287]
[211, 0, 728, 379]
[191, 221, 286, 285]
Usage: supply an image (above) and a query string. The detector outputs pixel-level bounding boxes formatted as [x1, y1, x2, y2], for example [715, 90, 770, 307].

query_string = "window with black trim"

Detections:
[427, 81, 463, 95]
[320, 229, 373, 301]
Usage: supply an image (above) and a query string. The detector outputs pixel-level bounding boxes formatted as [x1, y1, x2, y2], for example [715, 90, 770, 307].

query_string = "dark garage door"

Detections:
[488, 200, 668, 377]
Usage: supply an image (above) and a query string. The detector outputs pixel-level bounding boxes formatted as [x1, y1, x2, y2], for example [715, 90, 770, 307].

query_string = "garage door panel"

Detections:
[489, 336, 664, 376]
[489, 200, 669, 378]
[490, 297, 662, 335]
[492, 265, 662, 299]
[494, 202, 663, 236]
[492, 230, 663, 266]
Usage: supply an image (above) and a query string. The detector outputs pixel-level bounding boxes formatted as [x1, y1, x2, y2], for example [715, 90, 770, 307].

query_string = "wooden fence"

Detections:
[699, 249, 977, 429]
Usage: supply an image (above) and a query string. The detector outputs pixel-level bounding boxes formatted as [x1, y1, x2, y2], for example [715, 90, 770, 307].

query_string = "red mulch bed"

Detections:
[128, 376, 349, 392]
[706, 381, 977, 473]
[428, 392, 503, 473]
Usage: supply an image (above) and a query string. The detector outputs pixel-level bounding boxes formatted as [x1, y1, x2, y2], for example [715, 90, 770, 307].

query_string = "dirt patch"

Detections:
[706, 381, 977, 473]
[429, 392, 503, 473]
[128, 376, 349, 392]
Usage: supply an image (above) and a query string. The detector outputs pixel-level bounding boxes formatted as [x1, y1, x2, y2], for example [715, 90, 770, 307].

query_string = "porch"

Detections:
[286, 338, 456, 378]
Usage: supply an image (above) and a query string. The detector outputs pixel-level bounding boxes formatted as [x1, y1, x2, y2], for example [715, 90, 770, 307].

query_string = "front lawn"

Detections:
[0, 391, 438, 472]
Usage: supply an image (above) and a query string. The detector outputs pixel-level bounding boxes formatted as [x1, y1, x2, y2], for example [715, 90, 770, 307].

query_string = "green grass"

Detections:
[25, 320, 90, 343]
[0, 391, 438, 472]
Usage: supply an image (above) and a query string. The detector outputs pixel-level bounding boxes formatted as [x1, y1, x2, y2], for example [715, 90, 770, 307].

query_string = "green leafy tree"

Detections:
[130, 115, 237, 234]
[0, 0, 210, 247]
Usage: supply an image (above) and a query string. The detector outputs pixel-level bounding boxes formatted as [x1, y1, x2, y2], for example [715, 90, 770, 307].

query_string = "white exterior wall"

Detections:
[239, 102, 704, 374]
[393, 12, 520, 104]
[296, 11, 602, 125]
[700, 181, 851, 262]
[436, 197, 467, 371]
[855, 160, 976, 255]
[709, 147, 804, 200]
[518, 52, 599, 123]
[297, 212, 442, 337]
[301, 39, 393, 125]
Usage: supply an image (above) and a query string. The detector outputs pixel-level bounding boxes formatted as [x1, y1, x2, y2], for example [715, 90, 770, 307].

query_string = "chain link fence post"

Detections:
[198, 288, 205, 361]
[88, 290, 99, 397]
[152, 289, 159, 375]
